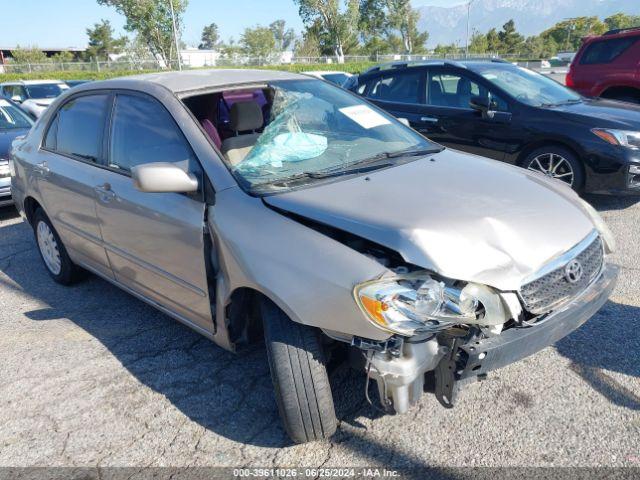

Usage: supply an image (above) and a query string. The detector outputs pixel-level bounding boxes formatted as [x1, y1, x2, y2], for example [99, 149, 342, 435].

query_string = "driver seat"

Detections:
[221, 101, 264, 165]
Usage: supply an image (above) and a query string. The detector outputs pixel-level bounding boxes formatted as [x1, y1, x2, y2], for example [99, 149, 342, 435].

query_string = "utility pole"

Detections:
[169, 0, 182, 70]
[465, 0, 474, 58]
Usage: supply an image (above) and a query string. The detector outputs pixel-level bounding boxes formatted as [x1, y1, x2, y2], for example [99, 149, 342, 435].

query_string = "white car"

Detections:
[303, 70, 353, 86]
[0, 80, 69, 118]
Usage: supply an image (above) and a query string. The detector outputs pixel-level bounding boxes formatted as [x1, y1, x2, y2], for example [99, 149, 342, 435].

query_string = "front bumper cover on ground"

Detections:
[457, 263, 619, 380]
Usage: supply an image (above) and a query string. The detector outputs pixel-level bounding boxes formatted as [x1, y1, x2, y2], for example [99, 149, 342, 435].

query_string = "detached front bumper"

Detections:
[456, 263, 618, 379]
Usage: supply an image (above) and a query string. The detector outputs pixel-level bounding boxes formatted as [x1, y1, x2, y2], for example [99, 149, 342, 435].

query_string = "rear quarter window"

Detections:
[579, 37, 638, 65]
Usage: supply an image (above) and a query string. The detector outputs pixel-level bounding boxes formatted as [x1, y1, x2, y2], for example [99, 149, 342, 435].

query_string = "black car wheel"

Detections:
[261, 299, 337, 444]
[523, 146, 584, 191]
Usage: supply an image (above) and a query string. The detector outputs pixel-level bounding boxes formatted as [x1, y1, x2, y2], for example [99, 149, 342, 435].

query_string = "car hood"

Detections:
[552, 98, 640, 129]
[264, 149, 596, 291]
[0, 128, 30, 157]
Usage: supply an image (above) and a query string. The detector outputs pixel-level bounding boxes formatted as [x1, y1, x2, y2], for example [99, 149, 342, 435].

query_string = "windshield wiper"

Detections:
[540, 99, 582, 107]
[265, 162, 395, 187]
[252, 146, 443, 190]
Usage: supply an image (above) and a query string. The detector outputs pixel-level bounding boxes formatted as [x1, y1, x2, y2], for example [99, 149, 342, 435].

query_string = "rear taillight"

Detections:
[565, 68, 575, 88]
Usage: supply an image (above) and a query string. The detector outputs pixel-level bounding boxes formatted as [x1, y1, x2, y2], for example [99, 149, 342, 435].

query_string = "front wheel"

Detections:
[262, 300, 337, 444]
[522, 146, 584, 192]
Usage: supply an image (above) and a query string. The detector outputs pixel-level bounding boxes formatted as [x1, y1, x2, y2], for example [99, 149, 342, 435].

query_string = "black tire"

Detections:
[261, 299, 337, 444]
[32, 208, 84, 285]
[522, 146, 585, 192]
[602, 93, 640, 104]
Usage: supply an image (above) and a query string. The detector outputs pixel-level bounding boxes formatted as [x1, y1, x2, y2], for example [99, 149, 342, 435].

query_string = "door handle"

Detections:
[94, 183, 116, 203]
[34, 161, 50, 176]
[420, 116, 439, 123]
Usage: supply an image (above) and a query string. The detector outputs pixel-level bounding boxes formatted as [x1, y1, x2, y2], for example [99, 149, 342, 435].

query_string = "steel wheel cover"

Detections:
[36, 221, 62, 275]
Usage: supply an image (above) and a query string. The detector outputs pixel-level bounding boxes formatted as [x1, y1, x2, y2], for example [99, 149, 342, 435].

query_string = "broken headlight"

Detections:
[354, 272, 480, 336]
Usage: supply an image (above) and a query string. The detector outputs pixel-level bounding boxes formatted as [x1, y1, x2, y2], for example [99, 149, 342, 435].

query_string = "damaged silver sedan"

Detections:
[10, 69, 617, 444]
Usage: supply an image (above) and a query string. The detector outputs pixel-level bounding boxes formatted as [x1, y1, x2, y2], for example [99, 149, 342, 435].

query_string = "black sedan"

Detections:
[0, 97, 33, 207]
[350, 60, 640, 194]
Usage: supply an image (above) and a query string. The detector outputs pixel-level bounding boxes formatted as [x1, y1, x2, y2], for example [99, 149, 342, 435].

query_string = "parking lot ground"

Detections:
[0, 195, 639, 470]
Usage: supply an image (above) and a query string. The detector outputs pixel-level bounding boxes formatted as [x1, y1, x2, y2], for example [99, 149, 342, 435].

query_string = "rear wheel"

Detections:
[262, 299, 337, 444]
[33, 208, 84, 285]
[523, 146, 584, 192]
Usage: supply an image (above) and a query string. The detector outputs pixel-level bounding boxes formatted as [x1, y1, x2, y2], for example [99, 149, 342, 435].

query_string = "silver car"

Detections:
[10, 69, 618, 444]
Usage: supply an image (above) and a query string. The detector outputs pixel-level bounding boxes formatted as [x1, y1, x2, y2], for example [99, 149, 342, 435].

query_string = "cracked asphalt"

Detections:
[0, 194, 639, 470]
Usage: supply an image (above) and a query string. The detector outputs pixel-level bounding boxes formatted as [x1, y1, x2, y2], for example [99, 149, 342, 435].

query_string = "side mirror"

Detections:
[397, 117, 411, 127]
[11, 95, 22, 103]
[131, 162, 199, 193]
[470, 96, 496, 119]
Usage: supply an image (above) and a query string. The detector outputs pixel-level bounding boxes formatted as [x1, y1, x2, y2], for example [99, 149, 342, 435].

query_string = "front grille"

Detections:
[519, 235, 604, 314]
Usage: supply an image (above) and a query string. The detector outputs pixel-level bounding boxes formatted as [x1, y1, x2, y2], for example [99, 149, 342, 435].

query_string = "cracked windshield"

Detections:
[231, 80, 438, 192]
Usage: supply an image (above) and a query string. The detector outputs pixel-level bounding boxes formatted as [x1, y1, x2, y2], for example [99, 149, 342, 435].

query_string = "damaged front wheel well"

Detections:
[225, 287, 267, 346]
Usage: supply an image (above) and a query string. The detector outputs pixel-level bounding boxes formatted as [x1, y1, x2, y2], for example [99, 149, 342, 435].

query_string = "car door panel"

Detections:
[35, 151, 112, 277]
[96, 92, 214, 333]
[94, 174, 213, 331]
[36, 94, 113, 278]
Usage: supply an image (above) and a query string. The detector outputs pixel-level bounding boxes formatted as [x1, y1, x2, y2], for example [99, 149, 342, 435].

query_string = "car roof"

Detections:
[361, 58, 510, 76]
[87, 68, 309, 95]
[304, 71, 352, 75]
[0, 79, 65, 85]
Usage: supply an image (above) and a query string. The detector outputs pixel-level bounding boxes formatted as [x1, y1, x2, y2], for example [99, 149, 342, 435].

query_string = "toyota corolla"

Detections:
[10, 69, 617, 443]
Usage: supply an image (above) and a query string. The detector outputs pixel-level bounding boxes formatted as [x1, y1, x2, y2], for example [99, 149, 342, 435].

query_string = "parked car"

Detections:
[0, 97, 34, 207]
[0, 80, 69, 118]
[65, 80, 92, 88]
[304, 70, 353, 86]
[350, 60, 640, 194]
[11, 70, 617, 443]
[567, 27, 640, 103]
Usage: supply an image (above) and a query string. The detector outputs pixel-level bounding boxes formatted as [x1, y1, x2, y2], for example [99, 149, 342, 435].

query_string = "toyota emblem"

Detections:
[564, 259, 584, 284]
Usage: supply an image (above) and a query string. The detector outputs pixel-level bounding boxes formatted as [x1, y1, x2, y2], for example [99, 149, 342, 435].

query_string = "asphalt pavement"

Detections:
[0, 193, 638, 470]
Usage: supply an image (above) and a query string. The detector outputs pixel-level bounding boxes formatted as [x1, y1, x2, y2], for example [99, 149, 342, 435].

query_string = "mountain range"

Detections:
[417, 0, 640, 47]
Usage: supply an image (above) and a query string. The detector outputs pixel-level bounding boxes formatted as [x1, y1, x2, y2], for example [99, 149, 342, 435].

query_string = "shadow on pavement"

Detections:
[555, 300, 640, 410]
[1, 219, 437, 464]
[586, 194, 640, 212]
[1, 209, 637, 463]
[0, 205, 19, 221]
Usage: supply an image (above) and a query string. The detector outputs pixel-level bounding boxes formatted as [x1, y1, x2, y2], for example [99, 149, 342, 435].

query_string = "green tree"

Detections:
[51, 51, 75, 63]
[97, 0, 188, 67]
[199, 23, 219, 49]
[294, 0, 360, 63]
[85, 19, 126, 61]
[540, 17, 605, 51]
[468, 29, 488, 54]
[498, 19, 524, 53]
[358, 0, 386, 48]
[270, 20, 296, 51]
[240, 26, 277, 57]
[433, 42, 460, 56]
[9, 47, 49, 64]
[604, 13, 640, 31]
[384, 0, 427, 54]
[485, 28, 501, 52]
[295, 29, 322, 57]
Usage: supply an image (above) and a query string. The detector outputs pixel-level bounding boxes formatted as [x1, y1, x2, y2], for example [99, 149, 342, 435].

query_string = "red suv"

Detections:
[567, 27, 640, 103]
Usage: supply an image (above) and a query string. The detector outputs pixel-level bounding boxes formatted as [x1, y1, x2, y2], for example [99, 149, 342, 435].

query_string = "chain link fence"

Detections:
[0, 52, 526, 74]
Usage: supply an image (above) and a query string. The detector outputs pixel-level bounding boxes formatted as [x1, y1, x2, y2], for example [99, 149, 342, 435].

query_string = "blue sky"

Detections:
[0, 0, 465, 48]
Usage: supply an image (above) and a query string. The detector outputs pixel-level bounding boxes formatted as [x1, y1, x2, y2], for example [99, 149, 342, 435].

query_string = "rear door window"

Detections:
[367, 71, 422, 104]
[580, 37, 637, 64]
[108, 93, 199, 174]
[45, 94, 108, 163]
[427, 71, 508, 111]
